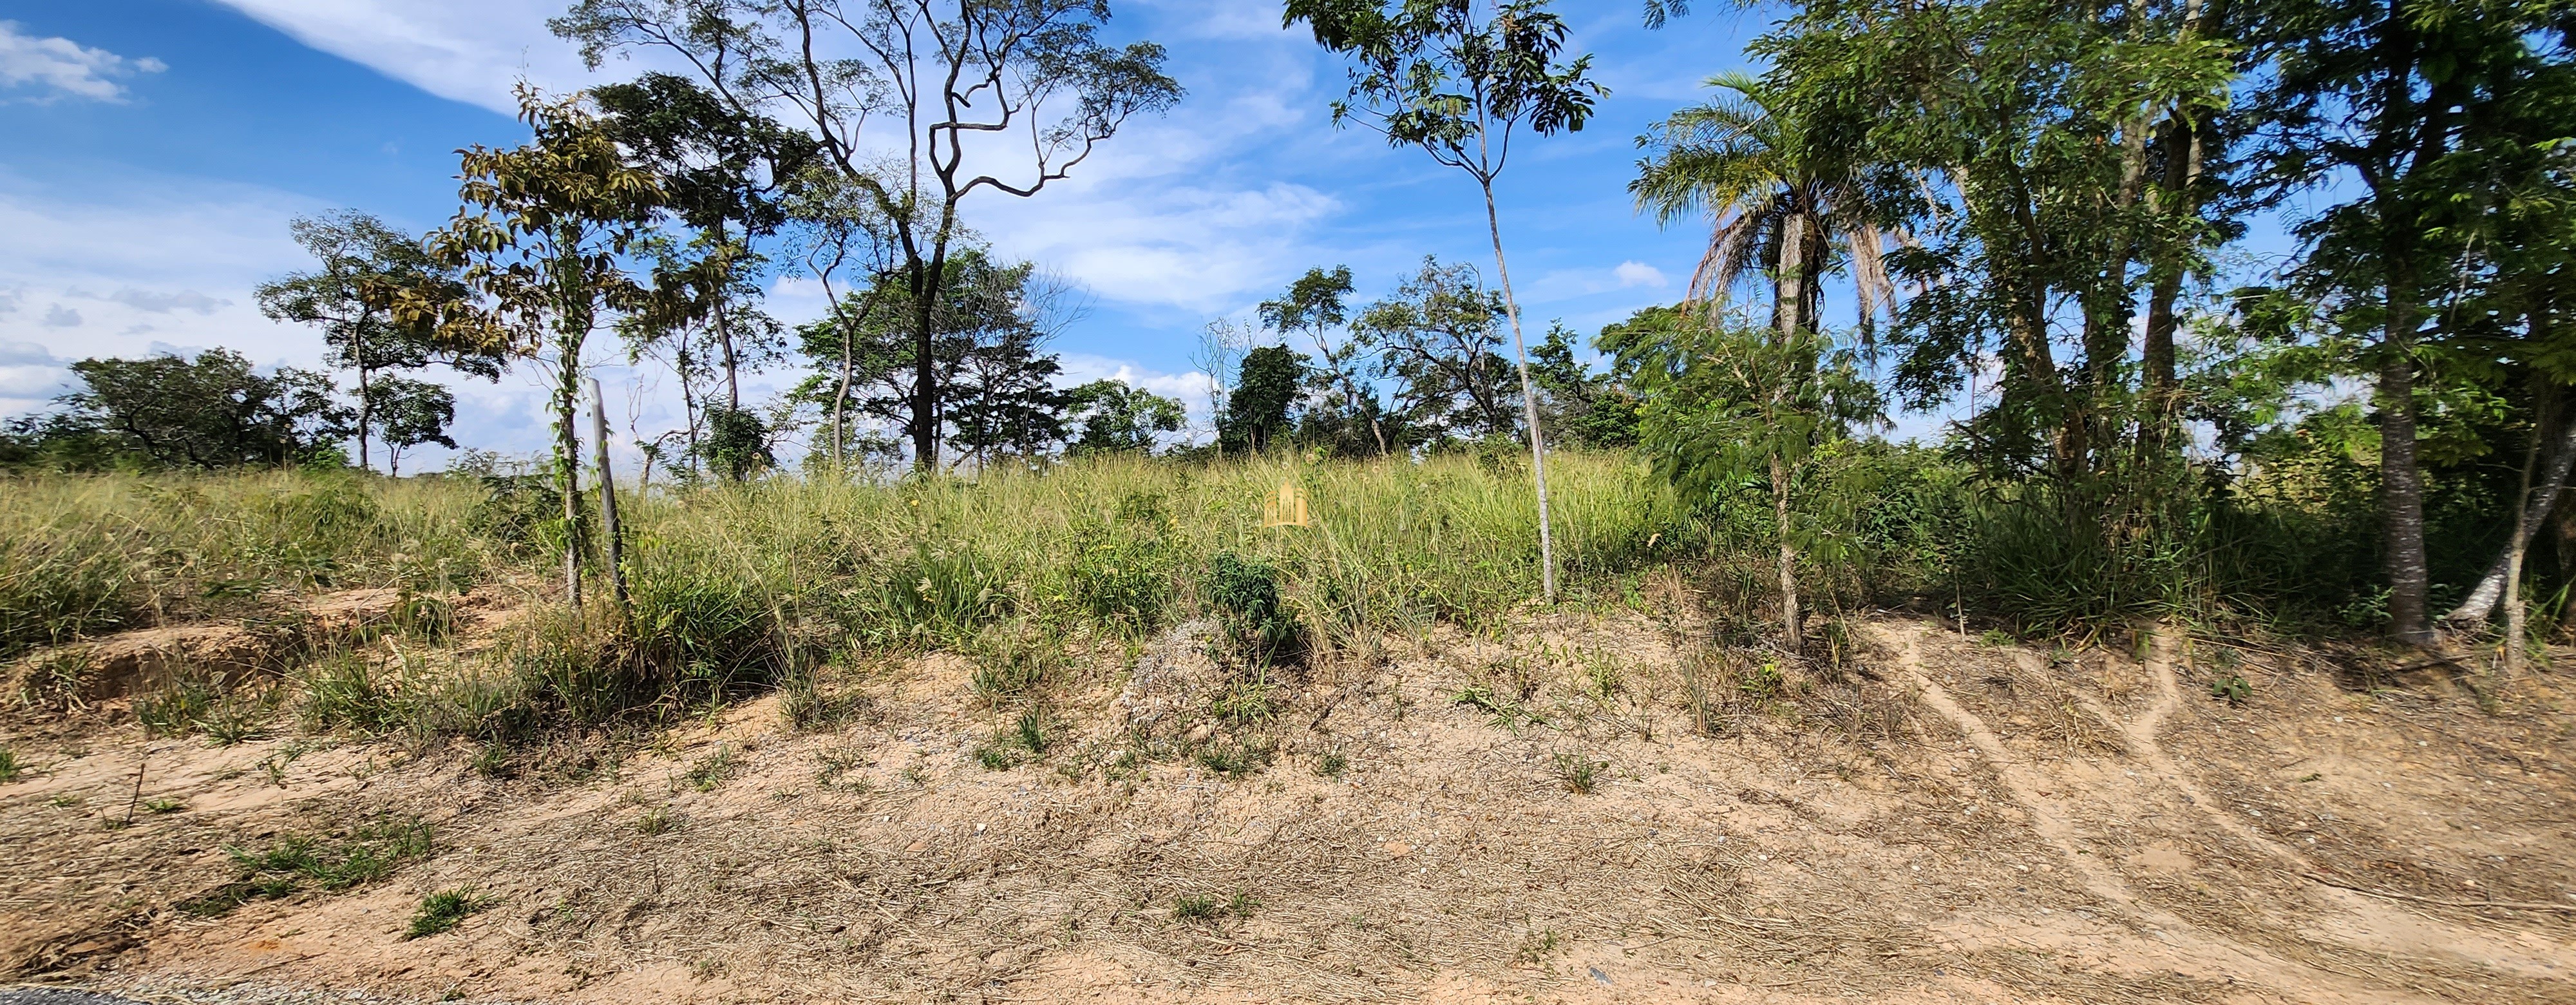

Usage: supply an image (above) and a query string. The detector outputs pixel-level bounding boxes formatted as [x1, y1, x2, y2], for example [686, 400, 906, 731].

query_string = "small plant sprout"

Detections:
[406, 887, 498, 939]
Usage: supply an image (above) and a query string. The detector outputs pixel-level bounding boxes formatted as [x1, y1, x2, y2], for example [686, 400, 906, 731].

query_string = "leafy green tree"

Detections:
[1356, 257, 1517, 443]
[556, 0, 1180, 471]
[1221, 346, 1309, 455]
[417, 87, 664, 608]
[1631, 72, 1893, 350]
[596, 72, 817, 412]
[366, 375, 458, 476]
[1530, 323, 1638, 448]
[1065, 379, 1186, 455]
[256, 210, 502, 472]
[1262, 265, 1386, 455]
[1287, 0, 1607, 600]
[49, 350, 352, 470]
[2253, 0, 2576, 642]
[1607, 307, 1880, 652]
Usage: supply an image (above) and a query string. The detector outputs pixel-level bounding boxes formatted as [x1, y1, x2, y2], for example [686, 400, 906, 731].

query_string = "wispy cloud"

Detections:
[106, 288, 234, 314]
[0, 21, 166, 104]
[206, 0, 583, 113]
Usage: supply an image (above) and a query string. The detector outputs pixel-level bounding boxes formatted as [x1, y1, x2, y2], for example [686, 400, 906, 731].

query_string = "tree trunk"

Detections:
[355, 361, 374, 472]
[1774, 451, 1802, 655]
[1776, 213, 1809, 345]
[2444, 382, 2574, 628]
[1482, 182, 1558, 603]
[556, 360, 584, 611]
[909, 240, 954, 472]
[590, 377, 629, 619]
[2380, 340, 2430, 643]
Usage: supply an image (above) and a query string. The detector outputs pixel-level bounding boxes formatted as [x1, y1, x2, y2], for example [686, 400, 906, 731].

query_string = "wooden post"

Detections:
[589, 378, 630, 618]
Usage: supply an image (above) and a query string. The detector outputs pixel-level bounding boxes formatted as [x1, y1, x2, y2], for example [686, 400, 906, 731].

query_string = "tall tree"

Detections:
[554, 0, 1180, 471]
[1631, 73, 1894, 349]
[2255, 0, 2572, 642]
[1065, 379, 1185, 455]
[53, 350, 352, 470]
[415, 88, 665, 608]
[1286, 0, 1605, 600]
[1357, 257, 1519, 443]
[1262, 265, 1385, 455]
[1221, 345, 1309, 455]
[256, 210, 502, 472]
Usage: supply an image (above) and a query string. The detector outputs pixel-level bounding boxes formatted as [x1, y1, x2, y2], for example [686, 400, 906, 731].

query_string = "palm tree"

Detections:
[1631, 73, 1894, 653]
[1631, 73, 1895, 348]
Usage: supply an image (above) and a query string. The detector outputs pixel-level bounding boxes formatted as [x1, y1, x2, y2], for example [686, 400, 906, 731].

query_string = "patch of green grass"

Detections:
[136, 674, 220, 738]
[1737, 662, 1786, 702]
[404, 886, 498, 939]
[1173, 890, 1258, 922]
[685, 745, 737, 791]
[1454, 683, 1546, 731]
[180, 816, 432, 917]
[636, 805, 675, 835]
[0, 747, 20, 783]
[200, 696, 271, 746]
[143, 797, 185, 814]
[1195, 740, 1273, 779]
[1552, 751, 1603, 794]
[975, 707, 1052, 770]
[1315, 751, 1348, 778]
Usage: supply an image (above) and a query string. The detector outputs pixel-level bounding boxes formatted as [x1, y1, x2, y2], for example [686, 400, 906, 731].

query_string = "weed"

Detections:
[144, 797, 185, 814]
[1737, 662, 1786, 702]
[1208, 552, 1301, 667]
[0, 748, 19, 783]
[1171, 894, 1221, 921]
[404, 887, 498, 939]
[1454, 683, 1545, 731]
[1584, 656, 1625, 699]
[299, 652, 399, 733]
[468, 742, 511, 778]
[1211, 678, 1279, 723]
[1227, 890, 1261, 916]
[1977, 629, 2018, 647]
[636, 805, 675, 835]
[1552, 751, 1604, 794]
[182, 817, 433, 917]
[200, 696, 271, 746]
[1195, 740, 1273, 779]
[1316, 751, 1348, 778]
[48, 794, 82, 808]
[2210, 674, 2252, 706]
[976, 708, 1052, 770]
[815, 747, 873, 790]
[968, 626, 1063, 702]
[685, 745, 737, 792]
[137, 673, 220, 738]
[1515, 929, 1564, 963]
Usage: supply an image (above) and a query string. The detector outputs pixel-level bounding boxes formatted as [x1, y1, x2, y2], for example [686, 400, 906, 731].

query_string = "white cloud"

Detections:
[0, 21, 166, 104]
[41, 305, 79, 328]
[1613, 260, 1668, 289]
[106, 288, 234, 314]
[205, 0, 583, 113]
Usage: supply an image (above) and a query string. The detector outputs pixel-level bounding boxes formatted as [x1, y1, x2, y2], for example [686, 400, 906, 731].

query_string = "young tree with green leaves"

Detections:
[416, 88, 664, 608]
[1065, 379, 1186, 455]
[1222, 346, 1309, 456]
[1285, 0, 1605, 600]
[256, 210, 502, 472]
[366, 376, 459, 477]
[1606, 307, 1882, 653]
[554, 0, 1180, 471]
[1357, 256, 1517, 443]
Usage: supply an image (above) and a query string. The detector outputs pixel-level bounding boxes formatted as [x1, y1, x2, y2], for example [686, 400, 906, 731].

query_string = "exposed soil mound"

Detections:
[3, 609, 2572, 1004]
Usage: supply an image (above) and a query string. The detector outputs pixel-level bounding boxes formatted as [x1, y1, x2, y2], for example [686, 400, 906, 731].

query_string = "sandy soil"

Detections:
[5, 595, 2573, 1004]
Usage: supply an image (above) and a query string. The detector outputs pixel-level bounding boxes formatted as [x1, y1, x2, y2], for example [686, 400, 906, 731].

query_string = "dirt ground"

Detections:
[5, 591, 2575, 1004]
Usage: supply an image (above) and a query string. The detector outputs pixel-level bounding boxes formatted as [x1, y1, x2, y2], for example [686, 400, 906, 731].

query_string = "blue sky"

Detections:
[0, 0, 1792, 466]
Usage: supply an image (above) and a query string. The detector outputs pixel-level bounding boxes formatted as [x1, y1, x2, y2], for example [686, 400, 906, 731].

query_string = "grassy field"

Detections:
[2, 450, 1703, 743]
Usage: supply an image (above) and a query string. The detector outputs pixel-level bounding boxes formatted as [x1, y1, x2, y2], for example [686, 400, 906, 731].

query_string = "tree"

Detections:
[1065, 379, 1184, 455]
[554, 0, 1181, 471]
[1287, 0, 1605, 600]
[1356, 257, 1518, 443]
[415, 87, 663, 608]
[1606, 307, 1881, 653]
[52, 350, 352, 470]
[256, 210, 502, 472]
[595, 72, 818, 414]
[1631, 73, 1893, 352]
[1221, 346, 1308, 455]
[366, 375, 459, 476]
[784, 164, 902, 473]
[1262, 265, 1385, 455]
[1530, 323, 1638, 448]
[2254, 0, 2574, 642]
[791, 245, 1068, 464]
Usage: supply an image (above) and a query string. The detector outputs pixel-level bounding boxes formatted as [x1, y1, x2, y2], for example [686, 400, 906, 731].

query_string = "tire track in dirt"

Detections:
[2117, 626, 2576, 982]
[1873, 621, 2470, 1004]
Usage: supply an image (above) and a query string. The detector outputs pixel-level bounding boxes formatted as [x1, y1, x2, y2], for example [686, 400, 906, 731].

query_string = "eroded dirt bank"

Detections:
[6, 606, 2574, 1004]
